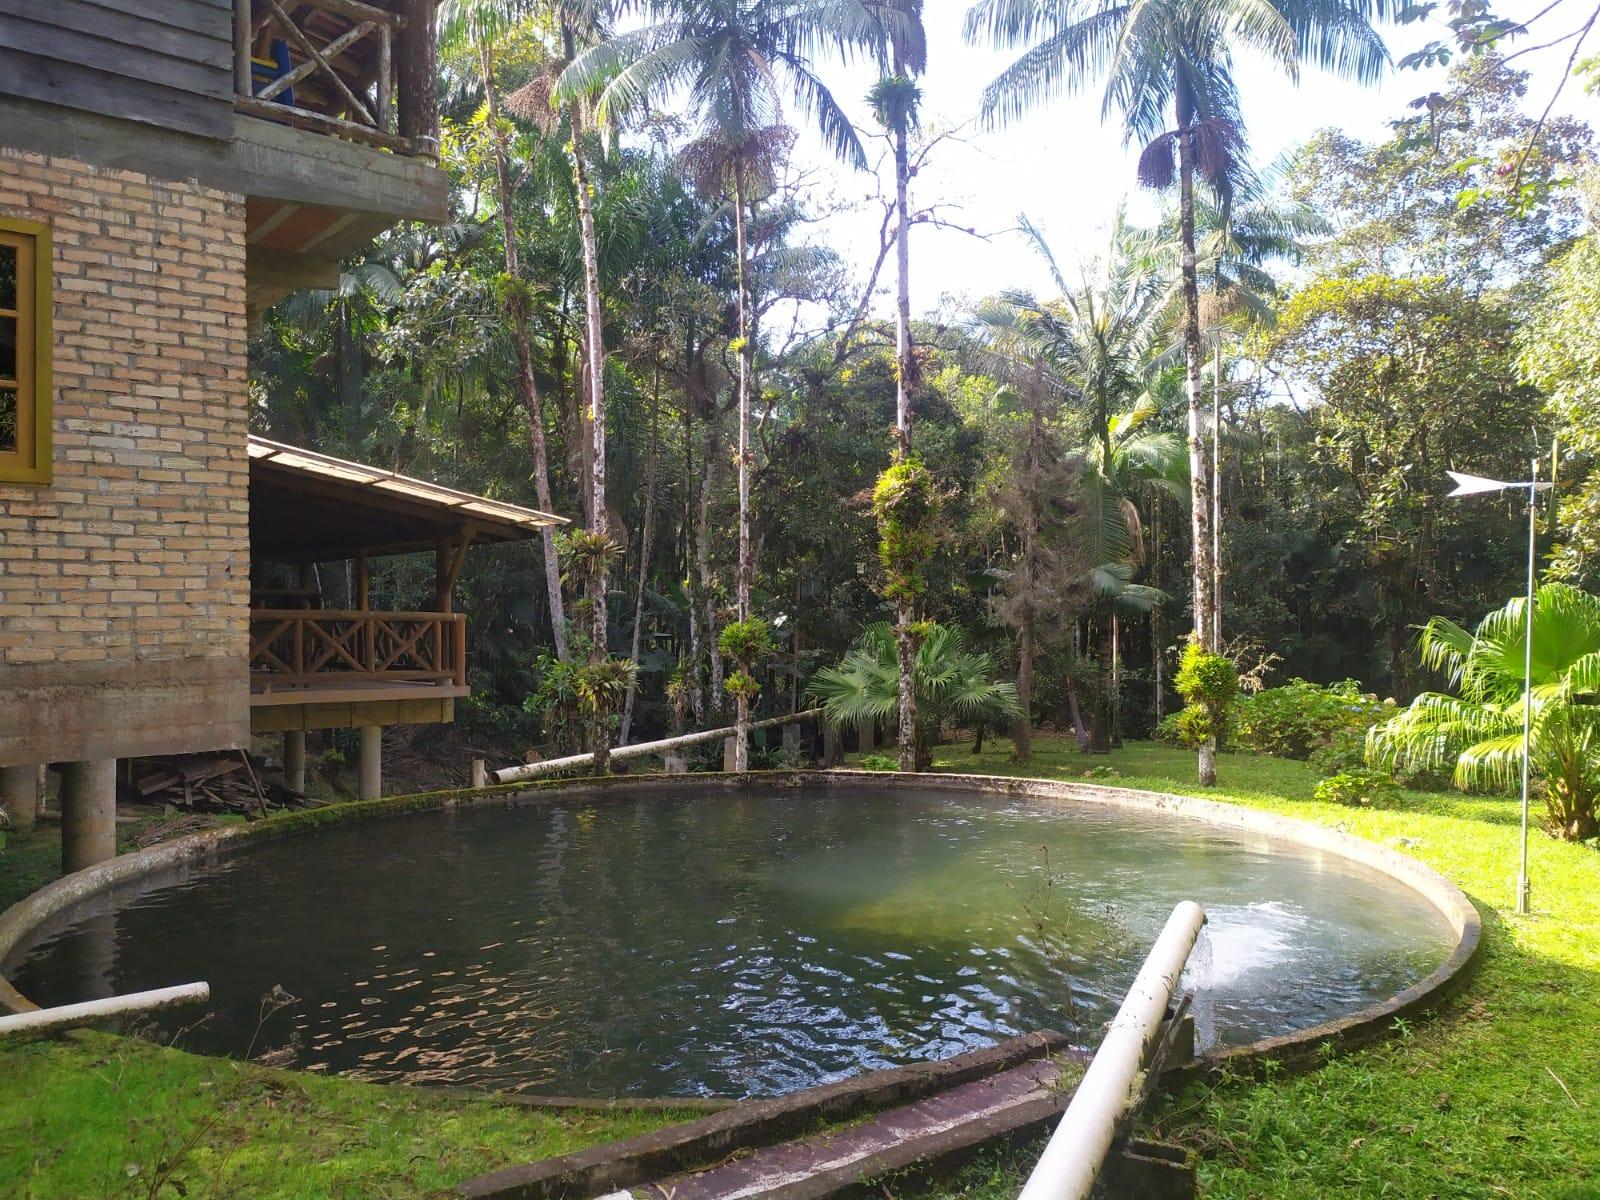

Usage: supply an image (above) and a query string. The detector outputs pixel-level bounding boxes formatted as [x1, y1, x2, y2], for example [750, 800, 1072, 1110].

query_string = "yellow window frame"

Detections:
[0, 216, 52, 485]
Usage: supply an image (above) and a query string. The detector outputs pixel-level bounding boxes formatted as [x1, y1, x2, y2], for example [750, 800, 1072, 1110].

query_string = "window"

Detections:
[0, 217, 50, 484]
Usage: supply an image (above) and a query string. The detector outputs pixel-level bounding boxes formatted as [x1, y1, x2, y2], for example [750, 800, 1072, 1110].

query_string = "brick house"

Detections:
[0, 2, 559, 871]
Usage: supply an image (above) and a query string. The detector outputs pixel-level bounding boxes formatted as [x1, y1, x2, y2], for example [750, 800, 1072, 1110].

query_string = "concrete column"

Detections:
[722, 736, 738, 773]
[358, 726, 382, 800]
[1, 764, 40, 832]
[283, 731, 307, 794]
[782, 721, 802, 758]
[471, 758, 487, 789]
[61, 759, 117, 874]
[662, 752, 688, 775]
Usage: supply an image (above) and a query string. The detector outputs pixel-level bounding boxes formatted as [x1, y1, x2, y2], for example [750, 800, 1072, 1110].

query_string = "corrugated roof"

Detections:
[249, 435, 566, 561]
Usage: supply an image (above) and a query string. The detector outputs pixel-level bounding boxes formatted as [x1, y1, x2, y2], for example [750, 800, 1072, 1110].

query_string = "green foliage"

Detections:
[1368, 583, 1600, 839]
[872, 457, 942, 603]
[1312, 769, 1401, 808]
[1172, 641, 1239, 750]
[809, 623, 1021, 769]
[724, 669, 761, 700]
[525, 654, 584, 754]
[717, 618, 773, 670]
[1233, 678, 1390, 760]
[858, 753, 899, 771]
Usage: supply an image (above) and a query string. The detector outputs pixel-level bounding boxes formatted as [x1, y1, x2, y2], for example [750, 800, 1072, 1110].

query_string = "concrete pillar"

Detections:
[722, 736, 738, 773]
[358, 726, 382, 800]
[471, 758, 487, 789]
[61, 759, 117, 873]
[782, 721, 802, 759]
[1, 764, 40, 832]
[283, 731, 307, 794]
[662, 752, 688, 775]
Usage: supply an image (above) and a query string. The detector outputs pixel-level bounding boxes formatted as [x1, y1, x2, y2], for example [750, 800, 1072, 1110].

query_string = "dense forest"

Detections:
[249, 2, 1597, 776]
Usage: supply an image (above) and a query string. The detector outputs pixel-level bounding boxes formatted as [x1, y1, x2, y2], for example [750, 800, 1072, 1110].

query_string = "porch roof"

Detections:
[249, 435, 566, 562]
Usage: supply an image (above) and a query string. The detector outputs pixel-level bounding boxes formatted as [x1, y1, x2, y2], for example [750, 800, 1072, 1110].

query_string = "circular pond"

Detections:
[5, 782, 1459, 1098]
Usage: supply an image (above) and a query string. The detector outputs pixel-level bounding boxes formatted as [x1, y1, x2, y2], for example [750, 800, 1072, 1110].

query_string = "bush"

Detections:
[1171, 642, 1239, 750]
[1314, 769, 1401, 807]
[1234, 678, 1390, 761]
[858, 754, 898, 771]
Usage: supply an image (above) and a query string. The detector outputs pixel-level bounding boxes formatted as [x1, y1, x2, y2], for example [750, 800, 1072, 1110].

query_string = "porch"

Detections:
[248, 436, 564, 793]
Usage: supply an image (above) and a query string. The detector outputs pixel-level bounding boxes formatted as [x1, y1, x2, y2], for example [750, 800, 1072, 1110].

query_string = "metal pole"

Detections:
[1518, 458, 1537, 916]
[0, 982, 210, 1040]
[1017, 901, 1207, 1200]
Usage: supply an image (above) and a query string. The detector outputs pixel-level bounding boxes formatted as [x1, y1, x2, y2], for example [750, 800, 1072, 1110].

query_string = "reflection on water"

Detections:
[6, 787, 1455, 1097]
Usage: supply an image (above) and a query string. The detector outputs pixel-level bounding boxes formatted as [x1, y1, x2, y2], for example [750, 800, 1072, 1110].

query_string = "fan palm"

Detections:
[559, 0, 894, 768]
[440, 0, 570, 660]
[809, 623, 1022, 770]
[1368, 583, 1600, 840]
[966, 0, 1392, 784]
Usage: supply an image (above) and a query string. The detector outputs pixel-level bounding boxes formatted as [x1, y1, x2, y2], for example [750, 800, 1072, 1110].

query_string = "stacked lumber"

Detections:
[129, 752, 310, 816]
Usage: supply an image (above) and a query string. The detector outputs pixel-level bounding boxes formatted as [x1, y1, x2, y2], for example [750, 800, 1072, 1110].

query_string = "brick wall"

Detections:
[0, 148, 250, 763]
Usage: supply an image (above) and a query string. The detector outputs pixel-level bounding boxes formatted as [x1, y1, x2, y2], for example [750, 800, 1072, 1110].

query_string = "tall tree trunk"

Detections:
[892, 116, 919, 773]
[481, 39, 567, 662]
[1211, 342, 1222, 652]
[731, 160, 753, 772]
[1013, 607, 1033, 761]
[1153, 495, 1165, 721]
[1089, 615, 1113, 753]
[698, 419, 724, 717]
[1178, 96, 1216, 786]
[569, 103, 608, 663]
[619, 362, 662, 744]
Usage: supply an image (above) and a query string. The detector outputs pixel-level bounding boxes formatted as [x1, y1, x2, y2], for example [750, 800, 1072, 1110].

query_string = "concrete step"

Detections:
[615, 1055, 1084, 1200]
[457, 1033, 1078, 1200]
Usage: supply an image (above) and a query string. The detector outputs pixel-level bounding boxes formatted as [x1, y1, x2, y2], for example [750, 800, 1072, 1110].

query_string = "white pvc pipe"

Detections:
[1018, 901, 1206, 1200]
[492, 710, 822, 784]
[0, 982, 210, 1040]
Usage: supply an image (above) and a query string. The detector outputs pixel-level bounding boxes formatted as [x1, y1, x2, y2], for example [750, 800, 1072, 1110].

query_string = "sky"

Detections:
[770, 0, 1597, 323]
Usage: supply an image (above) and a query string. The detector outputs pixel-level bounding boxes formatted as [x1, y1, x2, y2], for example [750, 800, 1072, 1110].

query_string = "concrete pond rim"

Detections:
[0, 768, 1484, 1086]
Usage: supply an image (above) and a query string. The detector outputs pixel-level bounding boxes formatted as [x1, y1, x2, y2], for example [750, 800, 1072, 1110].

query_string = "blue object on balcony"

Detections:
[250, 39, 295, 106]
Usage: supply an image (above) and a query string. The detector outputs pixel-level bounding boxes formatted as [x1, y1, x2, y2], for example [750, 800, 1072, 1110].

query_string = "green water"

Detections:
[7, 786, 1455, 1097]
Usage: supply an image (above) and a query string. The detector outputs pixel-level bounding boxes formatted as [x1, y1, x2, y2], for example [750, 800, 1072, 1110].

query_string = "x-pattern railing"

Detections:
[250, 610, 466, 691]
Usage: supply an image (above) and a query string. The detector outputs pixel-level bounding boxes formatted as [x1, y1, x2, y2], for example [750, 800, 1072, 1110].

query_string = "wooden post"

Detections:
[61, 760, 116, 874]
[1, 764, 39, 832]
[395, 0, 437, 152]
[453, 614, 467, 687]
[354, 551, 370, 610]
[234, 0, 252, 97]
[722, 736, 738, 773]
[376, 22, 392, 131]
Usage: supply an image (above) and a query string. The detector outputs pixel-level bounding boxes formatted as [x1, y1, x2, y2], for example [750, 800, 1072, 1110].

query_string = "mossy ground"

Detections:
[894, 738, 1600, 1200]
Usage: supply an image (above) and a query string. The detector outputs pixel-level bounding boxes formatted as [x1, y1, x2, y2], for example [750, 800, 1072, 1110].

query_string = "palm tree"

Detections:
[866, 1, 927, 774]
[1368, 583, 1600, 840]
[809, 623, 1022, 770]
[559, 0, 894, 766]
[441, 0, 570, 660]
[507, 2, 615, 664]
[974, 217, 1185, 749]
[966, 0, 1392, 783]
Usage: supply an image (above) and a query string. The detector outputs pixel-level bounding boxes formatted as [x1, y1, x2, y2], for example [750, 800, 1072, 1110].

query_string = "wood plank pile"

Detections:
[129, 752, 310, 816]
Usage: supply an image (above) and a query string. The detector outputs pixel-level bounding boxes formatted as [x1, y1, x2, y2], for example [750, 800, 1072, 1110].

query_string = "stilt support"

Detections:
[359, 726, 382, 800]
[61, 759, 117, 873]
[284, 731, 307, 794]
[1, 764, 39, 833]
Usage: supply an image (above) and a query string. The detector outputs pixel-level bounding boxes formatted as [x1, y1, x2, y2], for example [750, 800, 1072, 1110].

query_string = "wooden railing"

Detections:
[234, 0, 438, 156]
[250, 610, 466, 691]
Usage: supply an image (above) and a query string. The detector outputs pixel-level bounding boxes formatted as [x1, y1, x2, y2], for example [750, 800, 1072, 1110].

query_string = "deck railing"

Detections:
[249, 610, 466, 691]
[234, 0, 438, 156]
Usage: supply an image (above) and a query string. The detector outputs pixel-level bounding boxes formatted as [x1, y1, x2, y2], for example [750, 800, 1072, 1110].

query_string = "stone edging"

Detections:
[0, 769, 1481, 1078]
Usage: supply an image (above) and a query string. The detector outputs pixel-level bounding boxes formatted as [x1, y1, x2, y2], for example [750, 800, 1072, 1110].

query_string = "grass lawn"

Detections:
[903, 738, 1600, 1200]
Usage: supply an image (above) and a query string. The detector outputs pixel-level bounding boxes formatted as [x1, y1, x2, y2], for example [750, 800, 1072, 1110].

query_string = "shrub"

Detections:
[859, 754, 898, 771]
[1171, 641, 1239, 750]
[1314, 769, 1401, 808]
[1234, 678, 1390, 761]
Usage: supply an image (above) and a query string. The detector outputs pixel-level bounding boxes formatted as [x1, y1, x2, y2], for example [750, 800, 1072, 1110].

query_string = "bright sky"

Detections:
[775, 0, 1597, 322]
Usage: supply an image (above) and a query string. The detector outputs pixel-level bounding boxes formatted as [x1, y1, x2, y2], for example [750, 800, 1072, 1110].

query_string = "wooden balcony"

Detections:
[249, 609, 467, 708]
[234, 0, 438, 158]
